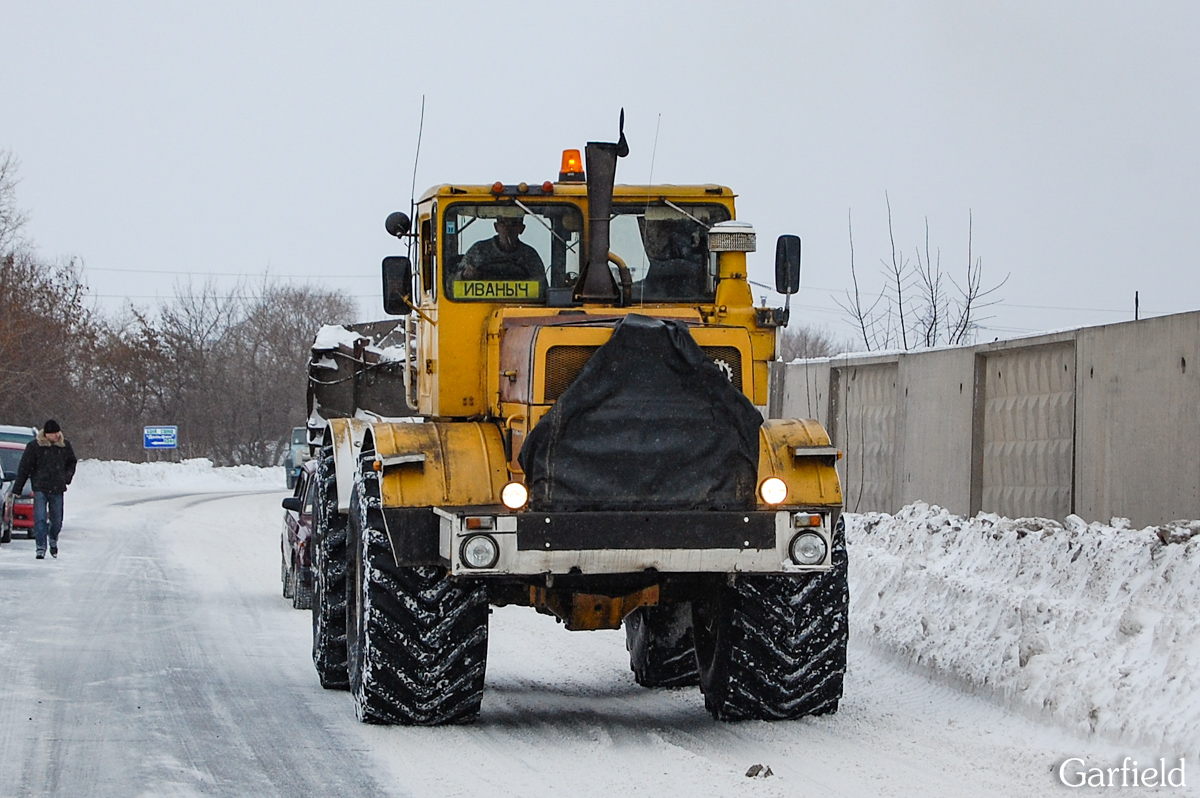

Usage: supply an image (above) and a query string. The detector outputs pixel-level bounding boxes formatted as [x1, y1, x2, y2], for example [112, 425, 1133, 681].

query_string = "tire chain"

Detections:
[697, 516, 849, 720]
[349, 447, 490, 725]
[311, 443, 350, 689]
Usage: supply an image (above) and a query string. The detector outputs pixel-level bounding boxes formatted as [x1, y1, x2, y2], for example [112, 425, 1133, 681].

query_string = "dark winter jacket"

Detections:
[14, 430, 77, 495]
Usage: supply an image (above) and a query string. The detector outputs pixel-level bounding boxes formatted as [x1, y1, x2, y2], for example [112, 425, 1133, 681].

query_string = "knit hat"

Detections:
[43, 419, 61, 434]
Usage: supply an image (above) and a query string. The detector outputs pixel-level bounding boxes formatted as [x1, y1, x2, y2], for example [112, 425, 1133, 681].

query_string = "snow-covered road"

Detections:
[0, 463, 1184, 796]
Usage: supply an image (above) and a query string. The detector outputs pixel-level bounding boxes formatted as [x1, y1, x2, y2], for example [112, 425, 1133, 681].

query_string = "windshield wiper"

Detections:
[513, 199, 579, 253]
[663, 200, 712, 230]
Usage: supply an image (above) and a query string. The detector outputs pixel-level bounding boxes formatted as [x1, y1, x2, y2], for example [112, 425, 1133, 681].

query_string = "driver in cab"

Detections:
[459, 213, 547, 294]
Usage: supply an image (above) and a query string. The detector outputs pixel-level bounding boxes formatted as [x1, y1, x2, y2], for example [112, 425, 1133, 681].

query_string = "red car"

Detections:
[281, 458, 317, 609]
[1, 440, 35, 543]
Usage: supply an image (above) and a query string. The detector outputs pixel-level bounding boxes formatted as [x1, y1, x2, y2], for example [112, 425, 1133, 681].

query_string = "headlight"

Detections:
[789, 532, 827, 566]
[501, 481, 528, 510]
[759, 477, 788, 505]
[461, 535, 499, 569]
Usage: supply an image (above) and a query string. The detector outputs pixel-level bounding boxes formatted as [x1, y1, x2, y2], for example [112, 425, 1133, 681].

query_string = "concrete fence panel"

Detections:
[895, 348, 978, 516]
[978, 343, 1076, 519]
[1075, 312, 1200, 526]
[768, 358, 831, 427]
[830, 361, 899, 514]
[771, 310, 1200, 526]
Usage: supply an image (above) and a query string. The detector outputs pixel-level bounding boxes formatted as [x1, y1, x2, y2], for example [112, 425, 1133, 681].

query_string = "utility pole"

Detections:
[1135, 291, 1140, 321]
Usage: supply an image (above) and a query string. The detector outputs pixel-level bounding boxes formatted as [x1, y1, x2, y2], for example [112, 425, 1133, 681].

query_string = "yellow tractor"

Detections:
[308, 116, 845, 724]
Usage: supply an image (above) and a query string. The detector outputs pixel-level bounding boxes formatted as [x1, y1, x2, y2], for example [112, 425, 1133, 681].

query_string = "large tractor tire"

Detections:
[625, 603, 700, 688]
[347, 453, 490, 725]
[693, 516, 848, 721]
[311, 443, 350, 690]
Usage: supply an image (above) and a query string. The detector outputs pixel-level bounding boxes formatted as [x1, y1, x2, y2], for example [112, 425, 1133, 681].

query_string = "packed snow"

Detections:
[3, 459, 1194, 795]
[848, 504, 1200, 760]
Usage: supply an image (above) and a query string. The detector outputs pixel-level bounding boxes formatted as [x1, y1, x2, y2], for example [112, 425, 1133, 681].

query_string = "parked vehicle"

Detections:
[0, 425, 36, 445]
[1, 440, 34, 543]
[281, 459, 317, 609]
[283, 427, 309, 490]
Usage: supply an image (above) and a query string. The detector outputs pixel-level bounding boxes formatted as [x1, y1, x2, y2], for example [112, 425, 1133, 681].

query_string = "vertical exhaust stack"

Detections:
[575, 111, 629, 303]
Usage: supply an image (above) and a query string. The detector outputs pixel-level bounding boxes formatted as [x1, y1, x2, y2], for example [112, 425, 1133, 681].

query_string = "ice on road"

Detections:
[0, 462, 1178, 797]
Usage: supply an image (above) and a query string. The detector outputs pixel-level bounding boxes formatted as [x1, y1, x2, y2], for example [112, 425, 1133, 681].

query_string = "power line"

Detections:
[83, 266, 376, 278]
[84, 269, 1160, 317]
[89, 293, 384, 300]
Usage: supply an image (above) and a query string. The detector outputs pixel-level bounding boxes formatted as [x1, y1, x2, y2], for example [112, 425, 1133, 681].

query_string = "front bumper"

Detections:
[432, 507, 836, 577]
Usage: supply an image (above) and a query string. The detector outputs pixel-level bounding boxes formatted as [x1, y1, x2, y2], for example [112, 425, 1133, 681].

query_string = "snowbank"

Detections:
[73, 458, 283, 491]
[848, 503, 1200, 757]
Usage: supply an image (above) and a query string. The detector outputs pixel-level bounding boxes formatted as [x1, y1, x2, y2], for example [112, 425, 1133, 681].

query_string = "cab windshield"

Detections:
[610, 203, 731, 303]
[442, 203, 583, 303]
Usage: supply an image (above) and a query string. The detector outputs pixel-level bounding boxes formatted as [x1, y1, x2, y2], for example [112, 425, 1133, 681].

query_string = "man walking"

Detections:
[13, 419, 77, 559]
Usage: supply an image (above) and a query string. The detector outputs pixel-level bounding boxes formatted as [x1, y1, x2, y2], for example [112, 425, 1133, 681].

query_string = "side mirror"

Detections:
[774, 235, 802, 295]
[2, 471, 15, 482]
[382, 255, 414, 316]
[385, 211, 412, 238]
[282, 497, 303, 512]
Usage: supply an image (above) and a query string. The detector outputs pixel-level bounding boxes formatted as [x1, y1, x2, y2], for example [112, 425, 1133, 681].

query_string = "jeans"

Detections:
[33, 491, 64, 554]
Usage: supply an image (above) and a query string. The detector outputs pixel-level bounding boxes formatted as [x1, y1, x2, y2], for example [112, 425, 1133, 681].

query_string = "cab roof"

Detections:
[416, 183, 734, 203]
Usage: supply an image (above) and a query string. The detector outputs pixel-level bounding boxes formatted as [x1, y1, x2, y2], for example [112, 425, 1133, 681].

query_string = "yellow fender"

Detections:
[360, 417, 839, 512]
[325, 417, 371, 514]
[758, 418, 843, 508]
[368, 420, 510, 509]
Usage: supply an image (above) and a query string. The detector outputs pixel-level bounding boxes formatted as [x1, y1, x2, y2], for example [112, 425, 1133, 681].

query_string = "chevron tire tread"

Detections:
[348, 453, 489, 725]
[311, 444, 350, 689]
[625, 603, 699, 688]
[694, 516, 848, 721]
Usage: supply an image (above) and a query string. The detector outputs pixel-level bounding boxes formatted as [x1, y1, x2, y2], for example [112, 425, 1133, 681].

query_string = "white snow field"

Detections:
[0, 460, 1192, 796]
[848, 504, 1200, 762]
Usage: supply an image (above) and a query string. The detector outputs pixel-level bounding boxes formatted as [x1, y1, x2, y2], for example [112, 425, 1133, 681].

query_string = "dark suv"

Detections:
[280, 459, 317, 609]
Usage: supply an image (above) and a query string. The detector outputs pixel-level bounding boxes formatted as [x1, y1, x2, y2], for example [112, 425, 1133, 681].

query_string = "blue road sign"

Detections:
[144, 426, 178, 449]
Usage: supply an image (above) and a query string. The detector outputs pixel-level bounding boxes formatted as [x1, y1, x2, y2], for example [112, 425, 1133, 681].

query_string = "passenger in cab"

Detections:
[638, 218, 709, 300]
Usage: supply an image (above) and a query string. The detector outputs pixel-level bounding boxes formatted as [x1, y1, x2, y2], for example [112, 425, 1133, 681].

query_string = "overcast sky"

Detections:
[3, 1, 1198, 344]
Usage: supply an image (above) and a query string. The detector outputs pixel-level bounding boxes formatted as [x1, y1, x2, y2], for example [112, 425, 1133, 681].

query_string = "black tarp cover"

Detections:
[519, 314, 763, 512]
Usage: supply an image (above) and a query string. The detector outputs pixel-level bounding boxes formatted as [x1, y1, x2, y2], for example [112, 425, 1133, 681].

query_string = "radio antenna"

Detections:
[646, 113, 661, 202]
[406, 95, 426, 262]
[409, 98, 425, 210]
[635, 113, 662, 306]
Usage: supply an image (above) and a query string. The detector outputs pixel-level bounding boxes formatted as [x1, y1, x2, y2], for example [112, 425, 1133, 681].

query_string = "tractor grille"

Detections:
[543, 344, 742, 400]
[544, 346, 599, 400]
[702, 346, 743, 389]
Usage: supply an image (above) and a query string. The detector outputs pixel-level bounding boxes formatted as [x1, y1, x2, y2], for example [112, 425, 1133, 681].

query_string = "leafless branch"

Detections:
[839, 199, 1005, 351]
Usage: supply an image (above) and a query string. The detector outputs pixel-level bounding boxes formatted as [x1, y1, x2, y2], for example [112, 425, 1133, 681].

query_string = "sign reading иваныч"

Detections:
[453, 280, 540, 300]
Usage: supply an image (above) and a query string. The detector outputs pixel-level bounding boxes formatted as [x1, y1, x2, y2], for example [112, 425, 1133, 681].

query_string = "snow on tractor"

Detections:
[305, 115, 846, 725]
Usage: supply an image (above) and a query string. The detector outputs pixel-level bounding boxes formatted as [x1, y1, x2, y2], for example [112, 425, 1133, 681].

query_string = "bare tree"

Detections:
[0, 251, 94, 428]
[836, 196, 1006, 351]
[0, 149, 363, 464]
[0, 153, 100, 442]
[0, 151, 29, 254]
[778, 324, 849, 361]
[220, 279, 357, 465]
